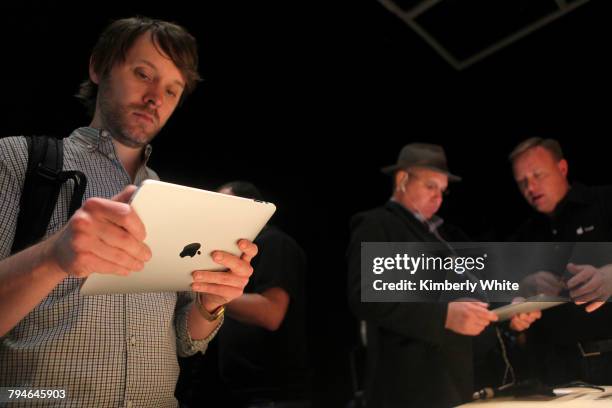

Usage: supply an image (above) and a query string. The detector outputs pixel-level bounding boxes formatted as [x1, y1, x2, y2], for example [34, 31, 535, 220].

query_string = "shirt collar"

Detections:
[562, 183, 589, 206]
[545, 183, 589, 220]
[388, 199, 445, 233]
[70, 126, 153, 165]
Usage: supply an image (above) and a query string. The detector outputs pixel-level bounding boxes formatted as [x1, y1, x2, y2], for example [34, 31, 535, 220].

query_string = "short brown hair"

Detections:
[509, 137, 564, 163]
[76, 16, 202, 115]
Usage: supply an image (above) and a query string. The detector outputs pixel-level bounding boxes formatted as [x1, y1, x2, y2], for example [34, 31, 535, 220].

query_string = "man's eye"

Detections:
[166, 89, 177, 98]
[136, 70, 151, 81]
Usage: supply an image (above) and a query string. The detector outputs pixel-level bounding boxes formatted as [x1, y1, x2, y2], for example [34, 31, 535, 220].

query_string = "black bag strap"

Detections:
[60, 170, 88, 217]
[11, 136, 87, 254]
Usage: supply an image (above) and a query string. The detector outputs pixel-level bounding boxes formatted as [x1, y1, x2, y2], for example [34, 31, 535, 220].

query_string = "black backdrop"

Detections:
[2, 1, 611, 406]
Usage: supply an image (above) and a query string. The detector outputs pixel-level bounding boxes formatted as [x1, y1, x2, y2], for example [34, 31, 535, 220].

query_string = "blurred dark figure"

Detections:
[215, 181, 312, 408]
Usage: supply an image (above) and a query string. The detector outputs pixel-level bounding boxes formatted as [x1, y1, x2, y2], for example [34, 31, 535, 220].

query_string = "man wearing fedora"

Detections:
[347, 143, 499, 408]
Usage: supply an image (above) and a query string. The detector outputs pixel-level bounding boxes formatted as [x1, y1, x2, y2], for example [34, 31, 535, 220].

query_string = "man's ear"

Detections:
[89, 57, 100, 85]
[558, 158, 568, 178]
[395, 170, 409, 193]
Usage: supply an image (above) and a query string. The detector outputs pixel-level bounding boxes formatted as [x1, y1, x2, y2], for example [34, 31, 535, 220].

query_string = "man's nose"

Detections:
[433, 188, 443, 201]
[525, 177, 538, 196]
[144, 84, 163, 109]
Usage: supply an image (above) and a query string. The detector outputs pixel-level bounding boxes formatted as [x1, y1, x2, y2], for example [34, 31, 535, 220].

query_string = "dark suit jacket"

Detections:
[347, 201, 472, 408]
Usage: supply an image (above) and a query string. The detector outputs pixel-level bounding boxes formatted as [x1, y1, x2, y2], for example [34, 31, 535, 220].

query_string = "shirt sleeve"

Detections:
[249, 231, 304, 299]
[346, 213, 448, 346]
[0, 137, 28, 261]
[174, 291, 224, 357]
[596, 185, 612, 231]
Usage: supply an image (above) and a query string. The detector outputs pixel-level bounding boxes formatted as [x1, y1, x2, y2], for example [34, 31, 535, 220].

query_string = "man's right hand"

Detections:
[46, 185, 152, 278]
[520, 270, 565, 297]
[445, 301, 498, 336]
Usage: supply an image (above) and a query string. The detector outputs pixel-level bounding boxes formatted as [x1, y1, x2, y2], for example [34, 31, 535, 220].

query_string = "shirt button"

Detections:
[129, 336, 136, 346]
[101, 130, 109, 138]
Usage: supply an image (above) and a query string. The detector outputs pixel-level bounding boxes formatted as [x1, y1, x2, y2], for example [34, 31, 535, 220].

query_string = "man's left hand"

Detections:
[567, 263, 612, 313]
[509, 297, 542, 332]
[191, 239, 258, 312]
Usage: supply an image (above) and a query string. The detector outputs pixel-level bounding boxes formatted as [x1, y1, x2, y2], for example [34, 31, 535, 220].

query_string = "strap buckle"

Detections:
[36, 162, 61, 181]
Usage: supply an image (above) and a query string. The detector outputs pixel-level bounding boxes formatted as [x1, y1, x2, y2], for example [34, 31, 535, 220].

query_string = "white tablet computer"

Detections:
[80, 179, 276, 295]
[492, 294, 567, 322]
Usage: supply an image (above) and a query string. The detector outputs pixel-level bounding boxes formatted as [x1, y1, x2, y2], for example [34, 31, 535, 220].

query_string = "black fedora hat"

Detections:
[381, 143, 462, 181]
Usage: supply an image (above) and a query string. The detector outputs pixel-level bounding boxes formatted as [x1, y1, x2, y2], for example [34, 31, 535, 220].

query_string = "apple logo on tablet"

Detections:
[180, 243, 202, 258]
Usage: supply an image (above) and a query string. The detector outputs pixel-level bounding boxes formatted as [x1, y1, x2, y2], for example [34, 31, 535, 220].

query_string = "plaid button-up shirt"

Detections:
[0, 127, 218, 407]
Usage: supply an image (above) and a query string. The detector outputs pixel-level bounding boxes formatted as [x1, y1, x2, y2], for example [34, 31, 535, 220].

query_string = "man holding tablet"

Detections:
[0, 17, 256, 407]
[346, 143, 499, 408]
[510, 137, 612, 385]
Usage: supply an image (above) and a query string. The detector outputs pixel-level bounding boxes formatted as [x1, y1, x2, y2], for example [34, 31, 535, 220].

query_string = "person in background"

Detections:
[347, 143, 499, 408]
[509, 137, 612, 385]
[216, 181, 311, 408]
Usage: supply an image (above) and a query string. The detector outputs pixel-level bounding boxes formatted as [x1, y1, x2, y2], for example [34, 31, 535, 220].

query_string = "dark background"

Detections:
[2, 1, 611, 406]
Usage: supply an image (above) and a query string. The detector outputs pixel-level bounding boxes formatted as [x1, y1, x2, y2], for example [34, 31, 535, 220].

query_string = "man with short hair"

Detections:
[214, 181, 311, 407]
[0, 17, 256, 407]
[510, 137, 612, 385]
[347, 143, 499, 408]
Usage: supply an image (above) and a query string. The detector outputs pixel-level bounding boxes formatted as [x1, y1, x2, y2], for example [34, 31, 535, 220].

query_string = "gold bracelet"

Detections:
[195, 294, 225, 322]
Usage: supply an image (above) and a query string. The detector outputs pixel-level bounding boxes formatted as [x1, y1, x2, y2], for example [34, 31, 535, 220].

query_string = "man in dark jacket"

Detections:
[347, 143, 499, 408]
[510, 137, 612, 385]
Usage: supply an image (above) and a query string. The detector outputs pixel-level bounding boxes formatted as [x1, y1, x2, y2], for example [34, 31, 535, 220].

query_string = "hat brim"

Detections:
[380, 164, 462, 182]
